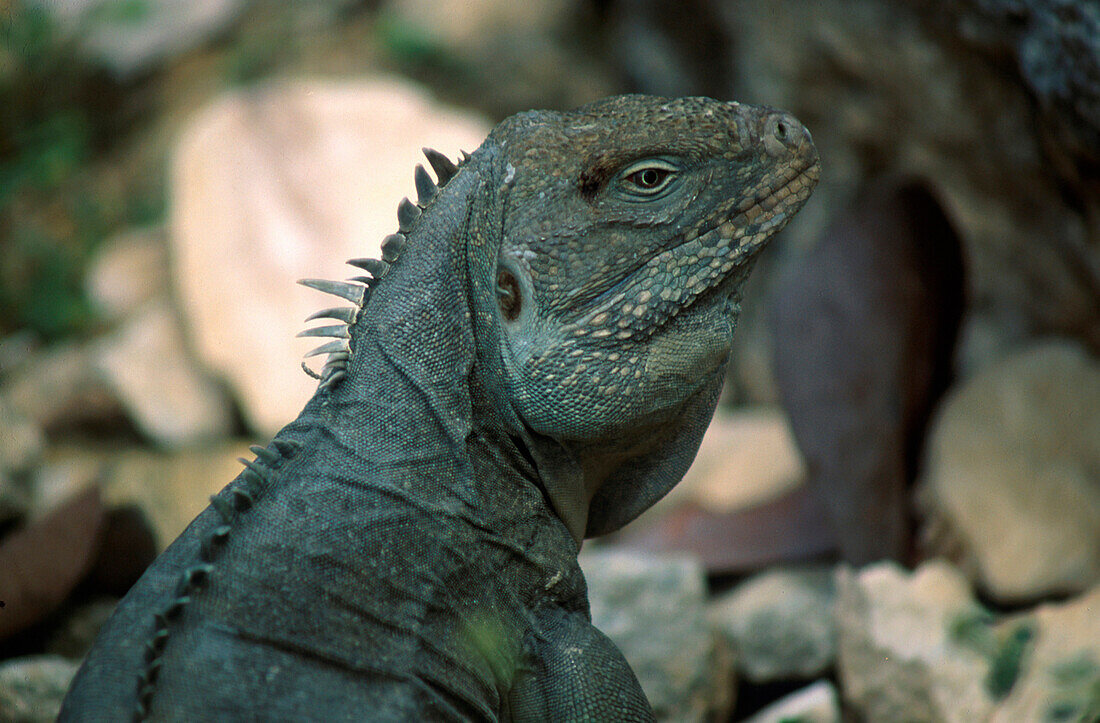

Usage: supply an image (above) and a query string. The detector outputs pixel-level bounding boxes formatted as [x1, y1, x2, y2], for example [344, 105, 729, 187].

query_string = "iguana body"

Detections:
[62, 95, 818, 721]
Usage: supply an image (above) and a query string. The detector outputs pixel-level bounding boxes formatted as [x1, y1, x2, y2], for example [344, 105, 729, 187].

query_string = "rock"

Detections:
[835, 560, 996, 722]
[710, 566, 836, 683]
[0, 487, 106, 641]
[31, 0, 248, 78]
[579, 548, 732, 722]
[30, 445, 106, 520]
[171, 78, 490, 436]
[92, 299, 234, 448]
[0, 655, 80, 723]
[993, 585, 1100, 721]
[742, 680, 841, 723]
[3, 343, 124, 432]
[0, 398, 43, 525]
[918, 340, 1100, 602]
[84, 227, 169, 322]
[99, 440, 254, 548]
[771, 179, 964, 564]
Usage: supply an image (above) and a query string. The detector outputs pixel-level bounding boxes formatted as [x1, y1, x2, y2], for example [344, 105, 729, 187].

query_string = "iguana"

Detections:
[61, 94, 819, 721]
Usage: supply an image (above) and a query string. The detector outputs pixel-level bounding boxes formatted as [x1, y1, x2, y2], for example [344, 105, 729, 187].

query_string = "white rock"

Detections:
[835, 560, 995, 722]
[85, 227, 168, 321]
[93, 299, 233, 447]
[742, 680, 841, 723]
[918, 340, 1100, 602]
[171, 78, 490, 436]
[710, 566, 835, 682]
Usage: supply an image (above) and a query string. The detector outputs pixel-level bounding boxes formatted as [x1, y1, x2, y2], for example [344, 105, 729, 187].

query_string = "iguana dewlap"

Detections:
[61, 95, 818, 721]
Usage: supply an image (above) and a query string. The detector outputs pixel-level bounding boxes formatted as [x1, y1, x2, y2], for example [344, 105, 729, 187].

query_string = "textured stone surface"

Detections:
[0, 655, 80, 723]
[92, 299, 234, 448]
[579, 549, 733, 722]
[171, 78, 490, 435]
[742, 680, 841, 723]
[0, 397, 43, 525]
[710, 566, 836, 683]
[918, 340, 1100, 602]
[835, 560, 995, 722]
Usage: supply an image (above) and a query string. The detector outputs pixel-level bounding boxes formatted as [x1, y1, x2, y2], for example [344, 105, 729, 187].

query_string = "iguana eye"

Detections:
[618, 159, 678, 197]
[628, 168, 670, 189]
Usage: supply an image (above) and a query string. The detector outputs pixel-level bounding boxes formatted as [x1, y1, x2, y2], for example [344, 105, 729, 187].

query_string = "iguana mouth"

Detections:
[568, 162, 818, 340]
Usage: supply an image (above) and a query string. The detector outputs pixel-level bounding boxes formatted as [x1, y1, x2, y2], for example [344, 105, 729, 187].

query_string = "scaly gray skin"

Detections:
[61, 95, 818, 721]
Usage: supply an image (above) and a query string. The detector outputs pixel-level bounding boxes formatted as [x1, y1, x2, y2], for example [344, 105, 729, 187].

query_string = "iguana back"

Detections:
[61, 94, 819, 721]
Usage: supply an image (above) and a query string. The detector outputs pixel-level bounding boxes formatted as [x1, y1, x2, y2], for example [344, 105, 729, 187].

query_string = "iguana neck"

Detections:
[291, 162, 574, 549]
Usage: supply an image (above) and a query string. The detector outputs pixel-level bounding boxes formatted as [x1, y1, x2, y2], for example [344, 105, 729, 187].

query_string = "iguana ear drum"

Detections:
[497, 269, 522, 321]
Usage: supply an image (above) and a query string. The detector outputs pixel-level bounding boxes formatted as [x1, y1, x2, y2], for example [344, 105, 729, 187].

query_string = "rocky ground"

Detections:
[1, 0, 1098, 720]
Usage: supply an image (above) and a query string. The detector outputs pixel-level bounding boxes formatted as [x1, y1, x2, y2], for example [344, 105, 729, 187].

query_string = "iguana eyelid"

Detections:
[615, 158, 681, 198]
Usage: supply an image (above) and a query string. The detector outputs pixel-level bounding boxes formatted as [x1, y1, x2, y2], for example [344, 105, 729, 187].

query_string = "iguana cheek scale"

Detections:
[61, 94, 818, 721]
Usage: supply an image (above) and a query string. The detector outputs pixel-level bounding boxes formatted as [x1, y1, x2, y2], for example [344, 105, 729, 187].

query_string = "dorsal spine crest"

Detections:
[297, 148, 466, 390]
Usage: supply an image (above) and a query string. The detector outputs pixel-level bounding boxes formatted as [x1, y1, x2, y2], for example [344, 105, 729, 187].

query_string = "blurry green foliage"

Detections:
[0, 1, 159, 341]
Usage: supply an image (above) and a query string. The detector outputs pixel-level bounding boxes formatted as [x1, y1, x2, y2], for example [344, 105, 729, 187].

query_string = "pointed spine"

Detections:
[297, 325, 350, 339]
[381, 233, 406, 263]
[398, 197, 421, 232]
[298, 278, 364, 304]
[423, 147, 458, 186]
[348, 257, 389, 277]
[305, 306, 357, 324]
[414, 164, 438, 206]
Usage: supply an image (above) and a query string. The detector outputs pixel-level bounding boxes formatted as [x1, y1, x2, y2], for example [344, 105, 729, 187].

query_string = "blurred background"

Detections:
[1, 0, 1098, 720]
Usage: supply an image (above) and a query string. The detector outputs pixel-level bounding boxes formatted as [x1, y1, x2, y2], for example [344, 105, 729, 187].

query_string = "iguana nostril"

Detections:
[764, 113, 803, 157]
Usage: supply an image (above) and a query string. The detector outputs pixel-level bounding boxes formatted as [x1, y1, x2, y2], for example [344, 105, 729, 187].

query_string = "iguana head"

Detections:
[475, 95, 819, 538]
[301, 94, 818, 543]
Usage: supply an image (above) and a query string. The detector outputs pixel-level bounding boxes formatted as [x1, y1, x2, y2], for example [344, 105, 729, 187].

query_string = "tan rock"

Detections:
[918, 340, 1100, 602]
[85, 227, 169, 322]
[100, 440, 255, 549]
[171, 78, 490, 436]
[92, 299, 233, 448]
[650, 406, 806, 514]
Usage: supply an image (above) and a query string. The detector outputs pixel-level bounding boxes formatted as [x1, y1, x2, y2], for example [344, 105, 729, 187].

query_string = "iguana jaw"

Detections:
[562, 160, 820, 343]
